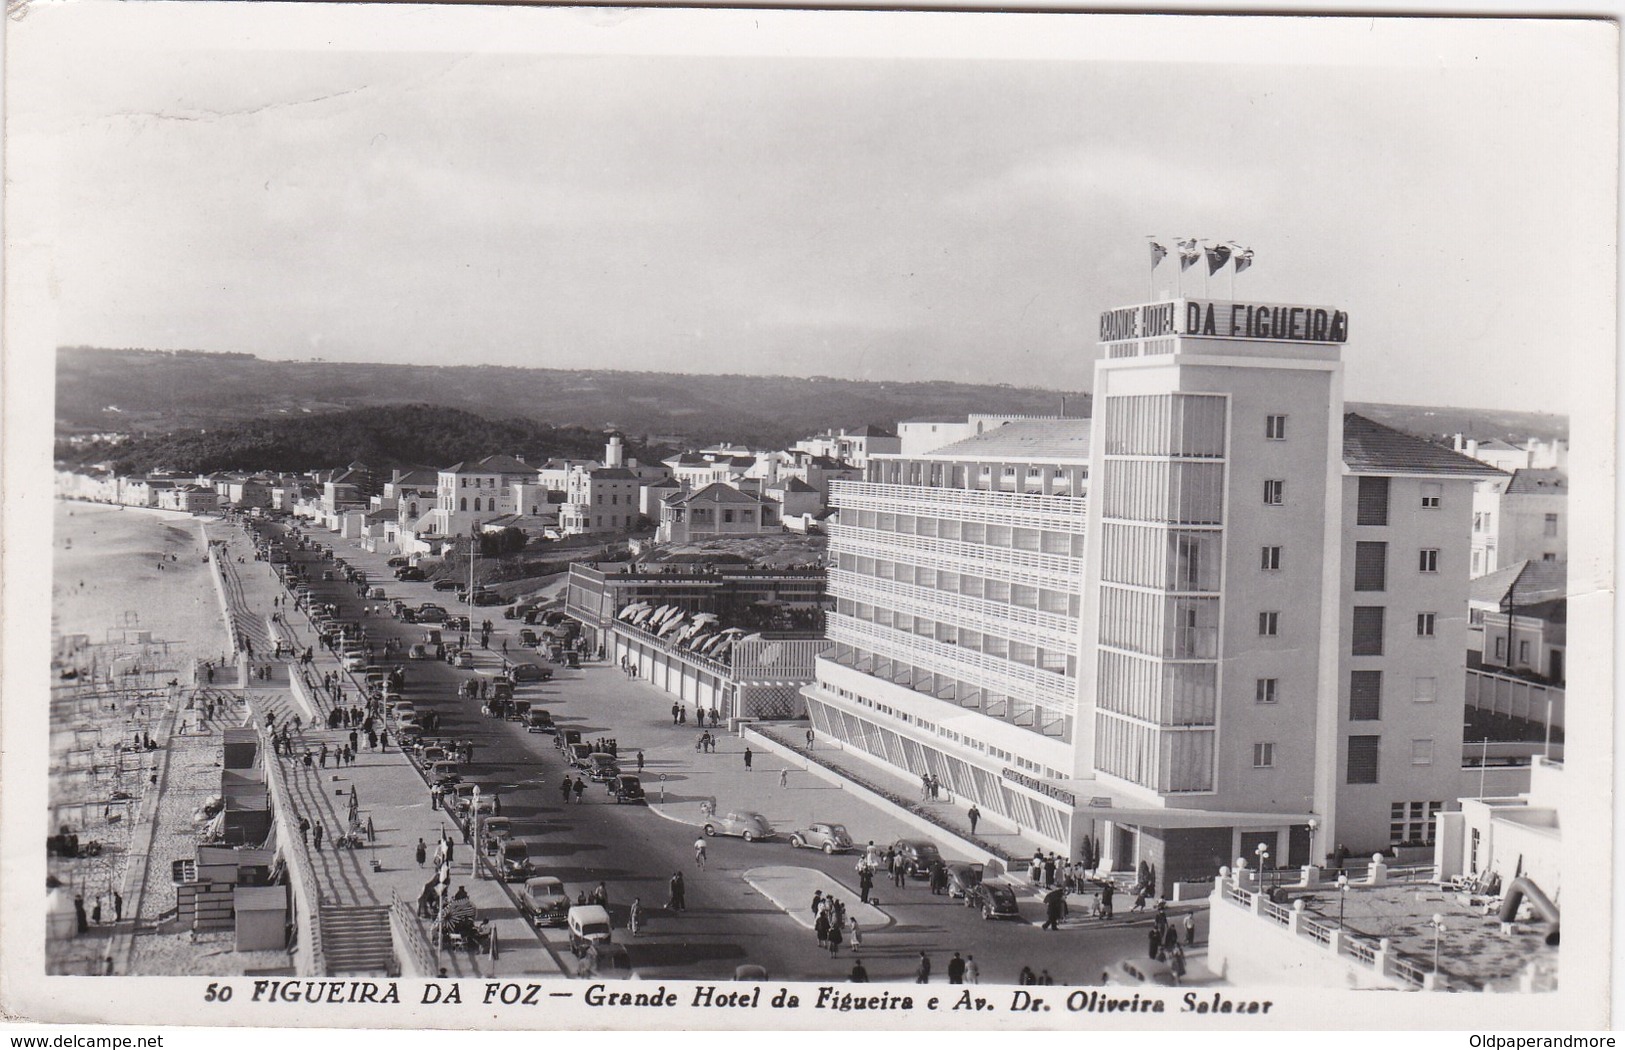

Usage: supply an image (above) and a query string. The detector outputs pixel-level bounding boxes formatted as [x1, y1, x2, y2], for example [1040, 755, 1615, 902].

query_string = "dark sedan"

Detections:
[966, 880, 1021, 920]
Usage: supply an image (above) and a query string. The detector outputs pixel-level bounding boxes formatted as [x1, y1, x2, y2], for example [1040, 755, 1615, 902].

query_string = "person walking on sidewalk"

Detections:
[858, 866, 874, 904]
[967, 805, 981, 836]
[668, 872, 686, 911]
[694, 836, 707, 869]
[779, 768, 789, 789]
[636, 750, 645, 773]
[312, 822, 324, 851]
[628, 897, 643, 937]
[573, 777, 586, 804]
[743, 748, 753, 772]
[561, 777, 573, 805]
[416, 838, 427, 867]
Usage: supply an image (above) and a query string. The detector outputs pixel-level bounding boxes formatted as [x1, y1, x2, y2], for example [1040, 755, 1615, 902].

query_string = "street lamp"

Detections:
[1255, 843, 1270, 896]
[1336, 873, 1349, 929]
[472, 786, 484, 880]
[1430, 913, 1446, 976]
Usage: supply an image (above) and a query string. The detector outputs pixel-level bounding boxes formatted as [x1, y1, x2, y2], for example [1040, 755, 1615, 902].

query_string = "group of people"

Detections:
[669, 701, 724, 728]
[811, 890, 860, 957]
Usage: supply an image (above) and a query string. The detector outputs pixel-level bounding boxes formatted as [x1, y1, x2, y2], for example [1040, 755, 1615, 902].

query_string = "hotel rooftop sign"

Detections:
[1099, 298, 1349, 345]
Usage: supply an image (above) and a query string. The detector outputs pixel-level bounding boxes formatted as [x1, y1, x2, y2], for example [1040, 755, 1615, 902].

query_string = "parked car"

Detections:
[567, 905, 614, 956]
[473, 590, 505, 607]
[500, 841, 535, 882]
[890, 839, 943, 878]
[945, 862, 985, 899]
[555, 728, 582, 751]
[609, 774, 645, 804]
[386, 557, 410, 568]
[452, 651, 476, 669]
[369, 586, 387, 600]
[583, 942, 634, 979]
[416, 607, 448, 625]
[492, 680, 514, 702]
[585, 753, 619, 782]
[519, 629, 539, 647]
[568, 743, 594, 769]
[397, 607, 419, 624]
[787, 822, 854, 854]
[408, 643, 431, 660]
[508, 662, 553, 683]
[481, 816, 513, 853]
[524, 709, 556, 734]
[519, 876, 570, 926]
[395, 567, 426, 582]
[341, 652, 368, 672]
[447, 615, 471, 633]
[966, 880, 1021, 921]
[703, 811, 774, 842]
[428, 761, 461, 787]
[433, 579, 460, 592]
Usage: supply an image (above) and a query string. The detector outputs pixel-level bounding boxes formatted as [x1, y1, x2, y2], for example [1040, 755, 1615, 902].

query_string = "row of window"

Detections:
[1353, 542, 1442, 589]
[1250, 673, 1437, 707]
[818, 678, 1040, 771]
[1251, 737, 1435, 779]
[1257, 606, 1440, 643]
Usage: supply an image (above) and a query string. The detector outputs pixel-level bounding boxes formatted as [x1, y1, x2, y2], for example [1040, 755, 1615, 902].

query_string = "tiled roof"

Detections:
[589, 468, 638, 480]
[1477, 439, 1522, 451]
[1470, 559, 1568, 607]
[476, 454, 534, 475]
[849, 425, 897, 438]
[1504, 468, 1568, 496]
[920, 420, 1094, 463]
[393, 469, 440, 486]
[773, 477, 818, 493]
[668, 453, 710, 466]
[668, 482, 775, 507]
[646, 477, 683, 488]
[1341, 414, 1506, 477]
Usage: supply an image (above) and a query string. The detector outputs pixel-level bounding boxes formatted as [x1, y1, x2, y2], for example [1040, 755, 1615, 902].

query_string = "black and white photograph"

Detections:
[1, 2, 1616, 1035]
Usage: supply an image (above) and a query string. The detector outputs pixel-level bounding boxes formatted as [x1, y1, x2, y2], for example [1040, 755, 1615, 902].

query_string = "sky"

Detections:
[9, 6, 1616, 413]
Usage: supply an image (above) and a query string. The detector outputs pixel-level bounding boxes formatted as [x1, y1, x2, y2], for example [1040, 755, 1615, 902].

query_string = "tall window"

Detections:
[1544, 513, 1560, 537]
[1260, 546, 1282, 571]
[1357, 476, 1390, 526]
[1258, 611, 1280, 637]
[1416, 612, 1437, 637]
[459, 497, 467, 511]
[1347, 735, 1381, 784]
[1350, 670, 1382, 720]
[1263, 480, 1285, 506]
[1255, 678, 1279, 704]
[1352, 606, 1385, 655]
[1354, 542, 1388, 591]
[1265, 414, 1288, 440]
[1252, 743, 1275, 768]
[1418, 548, 1439, 573]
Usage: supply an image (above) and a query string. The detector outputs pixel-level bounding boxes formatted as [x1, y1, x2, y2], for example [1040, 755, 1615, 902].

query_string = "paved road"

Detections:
[273, 521, 1178, 985]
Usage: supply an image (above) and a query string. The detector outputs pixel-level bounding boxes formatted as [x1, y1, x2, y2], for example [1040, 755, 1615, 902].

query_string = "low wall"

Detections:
[1206, 880, 1406, 990]
[742, 726, 996, 869]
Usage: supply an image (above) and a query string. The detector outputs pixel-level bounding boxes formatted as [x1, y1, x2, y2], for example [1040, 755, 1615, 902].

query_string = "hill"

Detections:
[57, 404, 653, 476]
[56, 347, 1087, 449]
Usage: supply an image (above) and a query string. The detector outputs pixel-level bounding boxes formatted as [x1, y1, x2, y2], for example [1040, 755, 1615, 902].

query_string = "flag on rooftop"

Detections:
[1232, 245, 1254, 274]
[1205, 243, 1233, 275]
[1149, 240, 1167, 269]
[1177, 238, 1201, 271]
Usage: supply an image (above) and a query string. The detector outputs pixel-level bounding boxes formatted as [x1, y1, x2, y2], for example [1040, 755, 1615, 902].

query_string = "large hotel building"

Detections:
[803, 292, 1502, 888]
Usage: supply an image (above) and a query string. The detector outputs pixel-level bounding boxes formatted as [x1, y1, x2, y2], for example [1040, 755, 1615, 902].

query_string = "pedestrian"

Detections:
[629, 897, 643, 937]
[1184, 912, 1197, 945]
[114, 891, 123, 923]
[561, 777, 573, 804]
[75, 894, 88, 934]
[672, 702, 680, 726]
[1132, 887, 1147, 912]
[893, 861, 906, 889]
[858, 867, 873, 904]
[668, 872, 686, 911]
[806, 729, 815, 749]
[811, 890, 823, 920]
[849, 961, 869, 983]
[92, 900, 103, 926]
[743, 748, 753, 772]
[947, 951, 966, 984]
[313, 822, 324, 851]
[815, 910, 830, 950]
[965, 954, 980, 984]
[967, 805, 980, 836]
[1162, 923, 1179, 956]
[779, 768, 789, 789]
[847, 917, 862, 952]
[1100, 883, 1114, 919]
[1043, 886, 1066, 930]
[1169, 944, 1187, 985]
[416, 838, 427, 866]
[636, 750, 645, 773]
[694, 836, 707, 869]
[573, 777, 586, 803]
[915, 952, 931, 984]
[827, 916, 843, 957]
[298, 816, 310, 846]
[1148, 926, 1161, 961]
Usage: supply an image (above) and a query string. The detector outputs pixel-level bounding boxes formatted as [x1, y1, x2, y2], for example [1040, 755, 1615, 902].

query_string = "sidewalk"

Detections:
[206, 522, 563, 977]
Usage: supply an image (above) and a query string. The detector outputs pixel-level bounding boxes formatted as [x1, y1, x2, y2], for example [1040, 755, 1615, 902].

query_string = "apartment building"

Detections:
[1470, 468, 1568, 576]
[803, 291, 1499, 890]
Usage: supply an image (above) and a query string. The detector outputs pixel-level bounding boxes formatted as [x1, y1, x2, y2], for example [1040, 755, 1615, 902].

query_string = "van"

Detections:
[567, 905, 613, 956]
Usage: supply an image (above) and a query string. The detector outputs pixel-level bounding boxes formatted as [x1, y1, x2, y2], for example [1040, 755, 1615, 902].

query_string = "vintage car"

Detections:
[394, 567, 426, 582]
[499, 840, 535, 882]
[787, 822, 855, 854]
[567, 905, 614, 957]
[966, 880, 1021, 921]
[890, 839, 944, 878]
[702, 811, 774, 842]
[481, 816, 513, 854]
[519, 876, 570, 927]
[416, 606, 448, 625]
[452, 651, 476, 670]
[507, 661, 554, 683]
[945, 861, 985, 899]
[555, 728, 583, 752]
[582, 942, 634, 979]
[432, 579, 460, 592]
[428, 760, 461, 787]
[524, 709, 555, 733]
[408, 643, 432, 660]
[608, 774, 645, 804]
[585, 753, 620, 782]
[567, 743, 594, 769]
[518, 628, 540, 647]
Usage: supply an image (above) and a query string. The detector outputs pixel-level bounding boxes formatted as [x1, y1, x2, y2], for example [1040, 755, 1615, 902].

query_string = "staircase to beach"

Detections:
[319, 904, 396, 976]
